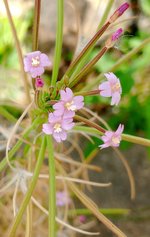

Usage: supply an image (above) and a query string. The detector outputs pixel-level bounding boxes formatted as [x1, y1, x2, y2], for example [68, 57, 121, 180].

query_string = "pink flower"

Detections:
[35, 77, 44, 88]
[111, 28, 123, 41]
[24, 51, 51, 78]
[56, 191, 71, 207]
[99, 124, 124, 149]
[42, 113, 74, 143]
[53, 87, 84, 118]
[99, 72, 122, 106]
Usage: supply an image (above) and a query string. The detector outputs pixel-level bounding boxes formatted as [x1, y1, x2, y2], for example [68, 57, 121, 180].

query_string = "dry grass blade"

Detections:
[6, 101, 34, 170]
[31, 196, 100, 235]
[56, 160, 127, 237]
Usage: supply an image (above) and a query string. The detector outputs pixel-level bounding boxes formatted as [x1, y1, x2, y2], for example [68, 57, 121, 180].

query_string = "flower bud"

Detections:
[105, 28, 123, 48]
[35, 77, 44, 88]
[109, 2, 129, 23]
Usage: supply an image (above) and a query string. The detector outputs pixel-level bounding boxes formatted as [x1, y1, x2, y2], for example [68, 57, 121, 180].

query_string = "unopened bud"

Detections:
[112, 28, 123, 41]
[109, 2, 129, 23]
[105, 28, 123, 48]
[35, 77, 44, 88]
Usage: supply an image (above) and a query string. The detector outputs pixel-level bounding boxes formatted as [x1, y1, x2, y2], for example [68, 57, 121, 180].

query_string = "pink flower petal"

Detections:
[59, 131, 67, 141]
[111, 92, 121, 105]
[42, 123, 53, 134]
[53, 132, 62, 143]
[40, 53, 51, 67]
[115, 124, 124, 135]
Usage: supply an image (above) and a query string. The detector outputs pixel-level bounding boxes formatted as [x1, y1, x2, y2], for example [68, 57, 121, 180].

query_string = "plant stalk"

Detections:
[51, 0, 64, 87]
[47, 136, 56, 237]
[32, 0, 41, 51]
[8, 136, 46, 237]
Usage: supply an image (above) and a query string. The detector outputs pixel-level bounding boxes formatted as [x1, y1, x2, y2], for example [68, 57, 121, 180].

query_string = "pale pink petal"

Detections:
[73, 96, 84, 109]
[62, 120, 74, 130]
[40, 53, 51, 67]
[53, 101, 64, 110]
[115, 124, 124, 135]
[59, 131, 67, 141]
[53, 133, 61, 143]
[111, 92, 121, 105]
[48, 113, 58, 123]
[30, 66, 45, 78]
[54, 109, 64, 117]
[53, 102, 65, 116]
[100, 89, 112, 97]
[42, 123, 53, 134]
[60, 88, 73, 101]
[63, 110, 75, 118]
[99, 143, 110, 149]
[99, 81, 111, 91]
[104, 72, 117, 83]
[23, 58, 31, 72]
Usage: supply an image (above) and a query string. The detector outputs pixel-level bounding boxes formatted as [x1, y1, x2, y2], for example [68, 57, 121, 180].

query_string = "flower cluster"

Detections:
[23, 52, 123, 146]
[43, 87, 84, 143]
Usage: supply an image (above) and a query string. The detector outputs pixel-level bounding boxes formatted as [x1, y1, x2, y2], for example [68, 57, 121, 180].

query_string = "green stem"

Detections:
[69, 208, 130, 217]
[0, 116, 41, 172]
[32, 0, 41, 51]
[75, 90, 100, 96]
[8, 136, 46, 237]
[122, 134, 150, 147]
[0, 106, 17, 123]
[74, 125, 101, 137]
[97, 0, 114, 29]
[83, 37, 150, 91]
[74, 125, 150, 147]
[47, 136, 56, 237]
[51, 0, 64, 87]
[3, 0, 31, 104]
[69, 47, 107, 88]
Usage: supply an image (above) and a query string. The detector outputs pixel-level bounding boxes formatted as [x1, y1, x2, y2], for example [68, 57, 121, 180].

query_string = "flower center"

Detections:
[112, 136, 120, 145]
[54, 123, 62, 133]
[111, 82, 120, 92]
[65, 101, 76, 111]
[31, 56, 40, 67]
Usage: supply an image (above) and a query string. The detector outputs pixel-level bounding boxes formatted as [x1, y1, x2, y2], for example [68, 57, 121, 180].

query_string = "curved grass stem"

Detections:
[3, 0, 31, 104]
[0, 116, 41, 172]
[8, 136, 46, 237]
